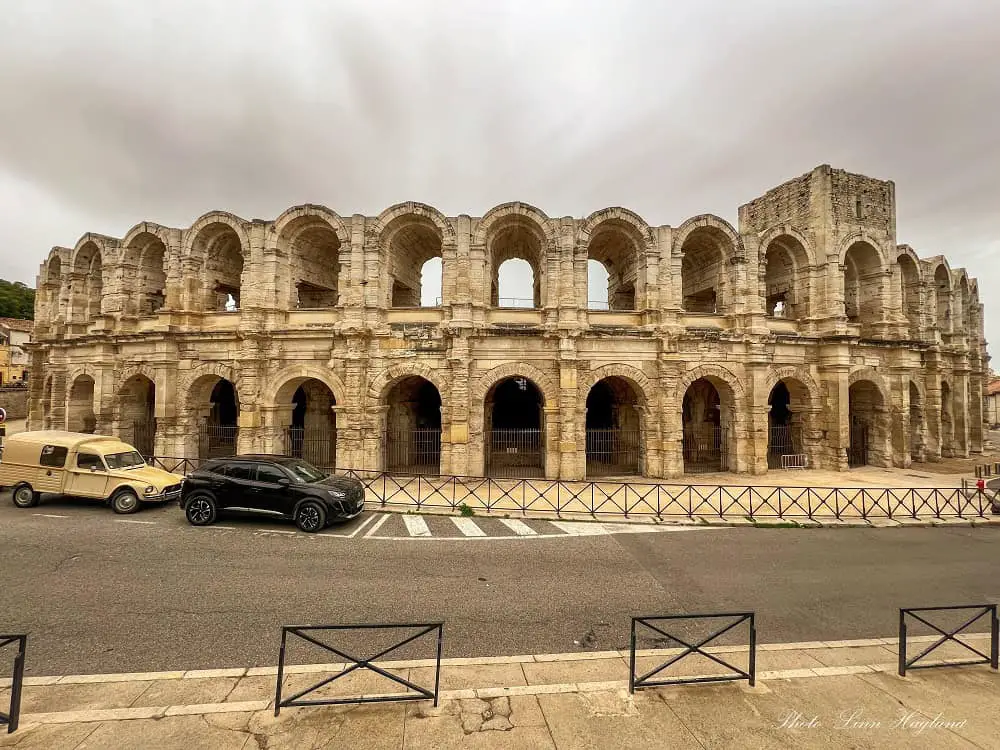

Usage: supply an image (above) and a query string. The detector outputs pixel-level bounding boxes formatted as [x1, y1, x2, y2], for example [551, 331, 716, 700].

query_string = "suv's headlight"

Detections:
[326, 489, 346, 499]
[144, 486, 156, 495]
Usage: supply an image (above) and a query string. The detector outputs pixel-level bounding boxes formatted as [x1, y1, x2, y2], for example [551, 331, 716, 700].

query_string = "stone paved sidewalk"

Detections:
[1, 635, 996, 748]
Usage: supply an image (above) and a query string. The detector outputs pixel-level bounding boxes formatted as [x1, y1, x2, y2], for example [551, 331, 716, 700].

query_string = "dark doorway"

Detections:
[486, 377, 544, 478]
[384, 376, 442, 474]
[201, 379, 239, 458]
[284, 380, 337, 468]
[682, 378, 728, 473]
[767, 381, 802, 469]
[585, 377, 641, 477]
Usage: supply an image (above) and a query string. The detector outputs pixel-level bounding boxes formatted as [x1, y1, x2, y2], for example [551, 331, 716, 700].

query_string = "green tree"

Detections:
[0, 280, 35, 319]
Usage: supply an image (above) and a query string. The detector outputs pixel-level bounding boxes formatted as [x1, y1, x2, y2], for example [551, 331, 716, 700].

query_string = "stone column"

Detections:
[543, 404, 560, 479]
[445, 336, 471, 475]
[558, 347, 581, 480]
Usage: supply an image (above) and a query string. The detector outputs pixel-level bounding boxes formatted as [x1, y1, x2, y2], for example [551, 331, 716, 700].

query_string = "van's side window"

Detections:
[39, 445, 68, 468]
[77, 453, 105, 471]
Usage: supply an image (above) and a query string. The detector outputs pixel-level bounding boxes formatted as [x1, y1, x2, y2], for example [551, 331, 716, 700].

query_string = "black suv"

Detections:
[180, 455, 365, 532]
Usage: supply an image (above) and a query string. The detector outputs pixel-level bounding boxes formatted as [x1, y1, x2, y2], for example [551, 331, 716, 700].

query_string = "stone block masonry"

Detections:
[26, 165, 988, 479]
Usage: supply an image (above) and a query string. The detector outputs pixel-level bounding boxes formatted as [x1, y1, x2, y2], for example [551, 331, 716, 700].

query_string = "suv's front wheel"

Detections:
[185, 493, 217, 526]
[295, 500, 326, 533]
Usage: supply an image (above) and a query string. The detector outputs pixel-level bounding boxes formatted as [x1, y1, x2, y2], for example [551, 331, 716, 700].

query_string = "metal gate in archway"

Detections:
[283, 427, 337, 468]
[385, 428, 442, 476]
[682, 425, 730, 473]
[848, 418, 870, 467]
[586, 429, 641, 477]
[486, 428, 544, 478]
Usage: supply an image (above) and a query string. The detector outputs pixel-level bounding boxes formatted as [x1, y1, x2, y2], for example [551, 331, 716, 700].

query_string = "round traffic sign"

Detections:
[0, 407, 6, 424]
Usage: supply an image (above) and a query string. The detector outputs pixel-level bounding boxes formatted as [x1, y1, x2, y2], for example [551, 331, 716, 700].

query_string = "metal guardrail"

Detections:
[274, 623, 444, 715]
[898, 605, 999, 677]
[629, 613, 756, 692]
[0, 634, 26, 734]
[147, 456, 1000, 520]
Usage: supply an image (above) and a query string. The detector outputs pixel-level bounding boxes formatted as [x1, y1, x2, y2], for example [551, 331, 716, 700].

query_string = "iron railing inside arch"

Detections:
[145, 455, 998, 521]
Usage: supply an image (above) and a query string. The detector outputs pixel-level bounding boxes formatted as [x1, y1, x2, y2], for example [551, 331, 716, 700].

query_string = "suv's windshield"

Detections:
[283, 459, 327, 483]
[104, 451, 146, 470]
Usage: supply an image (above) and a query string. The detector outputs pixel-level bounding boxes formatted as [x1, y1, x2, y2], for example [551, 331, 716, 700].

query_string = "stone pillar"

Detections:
[823, 368, 850, 471]
[543, 404, 560, 479]
[969, 374, 984, 454]
[445, 336, 471, 475]
[954, 372, 970, 458]
[558, 351, 581, 480]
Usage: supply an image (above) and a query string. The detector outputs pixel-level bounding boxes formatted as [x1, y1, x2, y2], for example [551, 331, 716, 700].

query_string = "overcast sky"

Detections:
[0, 1, 997, 348]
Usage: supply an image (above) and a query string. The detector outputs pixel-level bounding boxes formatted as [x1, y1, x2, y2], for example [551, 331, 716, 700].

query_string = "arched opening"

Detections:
[199, 378, 239, 458]
[281, 217, 341, 309]
[496, 259, 535, 308]
[848, 380, 886, 467]
[585, 376, 642, 476]
[843, 241, 883, 327]
[41, 375, 54, 429]
[909, 381, 923, 462]
[387, 220, 443, 308]
[193, 223, 244, 312]
[419, 258, 442, 307]
[68, 375, 97, 433]
[72, 243, 103, 323]
[934, 265, 951, 334]
[124, 234, 167, 316]
[940, 380, 954, 457]
[384, 376, 442, 474]
[281, 379, 337, 467]
[681, 227, 731, 314]
[763, 235, 809, 319]
[767, 379, 810, 468]
[896, 254, 920, 337]
[587, 260, 610, 310]
[486, 376, 544, 477]
[682, 377, 734, 473]
[489, 220, 544, 308]
[588, 223, 639, 311]
[119, 374, 156, 456]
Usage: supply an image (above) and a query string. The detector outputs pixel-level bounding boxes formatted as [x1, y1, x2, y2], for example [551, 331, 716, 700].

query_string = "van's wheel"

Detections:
[185, 493, 217, 526]
[295, 501, 326, 533]
[12, 482, 39, 508]
[111, 488, 141, 514]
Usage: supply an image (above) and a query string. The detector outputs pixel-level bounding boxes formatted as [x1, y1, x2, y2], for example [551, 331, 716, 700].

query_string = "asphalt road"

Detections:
[1, 493, 998, 676]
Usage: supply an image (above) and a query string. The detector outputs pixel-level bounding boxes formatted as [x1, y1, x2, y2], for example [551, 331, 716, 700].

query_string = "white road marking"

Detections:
[403, 515, 432, 537]
[451, 517, 486, 537]
[115, 519, 157, 525]
[363, 514, 391, 538]
[256, 529, 296, 535]
[347, 514, 377, 538]
[207, 525, 238, 531]
[499, 518, 537, 536]
[550, 521, 607, 536]
[33, 513, 68, 519]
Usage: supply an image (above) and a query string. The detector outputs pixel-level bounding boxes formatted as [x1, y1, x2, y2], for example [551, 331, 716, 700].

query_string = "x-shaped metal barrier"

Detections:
[0, 635, 27, 734]
[629, 613, 756, 692]
[274, 623, 444, 715]
[898, 605, 999, 676]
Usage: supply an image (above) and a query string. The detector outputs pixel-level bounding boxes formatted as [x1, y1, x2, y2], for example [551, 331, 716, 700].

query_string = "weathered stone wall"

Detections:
[25, 165, 988, 479]
[0, 388, 28, 420]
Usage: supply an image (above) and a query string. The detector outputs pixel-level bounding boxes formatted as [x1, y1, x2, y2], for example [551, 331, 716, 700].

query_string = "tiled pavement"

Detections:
[1, 634, 996, 748]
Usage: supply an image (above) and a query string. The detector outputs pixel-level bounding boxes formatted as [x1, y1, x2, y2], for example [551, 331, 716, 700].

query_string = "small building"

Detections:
[985, 378, 1000, 429]
[0, 317, 33, 385]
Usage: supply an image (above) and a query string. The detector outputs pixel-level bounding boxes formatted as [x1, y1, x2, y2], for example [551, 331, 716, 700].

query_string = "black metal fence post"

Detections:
[0, 634, 27, 734]
[898, 609, 907, 677]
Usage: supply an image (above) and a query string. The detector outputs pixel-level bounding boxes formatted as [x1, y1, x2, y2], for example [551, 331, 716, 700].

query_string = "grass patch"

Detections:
[751, 519, 800, 528]
[459, 503, 476, 517]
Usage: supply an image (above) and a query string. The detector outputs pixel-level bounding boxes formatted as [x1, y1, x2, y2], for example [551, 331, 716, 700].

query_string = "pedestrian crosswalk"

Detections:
[362, 512, 712, 541]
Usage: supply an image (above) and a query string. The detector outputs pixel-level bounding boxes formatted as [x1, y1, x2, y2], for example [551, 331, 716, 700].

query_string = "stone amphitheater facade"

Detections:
[27, 164, 988, 479]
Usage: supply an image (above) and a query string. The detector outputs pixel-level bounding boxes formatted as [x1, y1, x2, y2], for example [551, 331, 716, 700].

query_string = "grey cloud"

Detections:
[0, 0, 997, 343]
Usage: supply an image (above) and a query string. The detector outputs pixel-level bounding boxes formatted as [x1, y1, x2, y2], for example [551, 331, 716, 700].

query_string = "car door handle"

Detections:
[46, 470, 53, 476]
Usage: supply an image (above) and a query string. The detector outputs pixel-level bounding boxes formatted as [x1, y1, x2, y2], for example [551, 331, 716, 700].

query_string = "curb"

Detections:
[1, 633, 991, 688]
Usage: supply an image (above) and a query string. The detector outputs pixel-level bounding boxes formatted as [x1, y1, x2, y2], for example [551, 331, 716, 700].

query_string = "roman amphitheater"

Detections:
[27, 164, 988, 480]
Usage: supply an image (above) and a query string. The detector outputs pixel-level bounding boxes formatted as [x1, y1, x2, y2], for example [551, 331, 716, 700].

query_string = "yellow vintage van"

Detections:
[0, 431, 185, 514]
